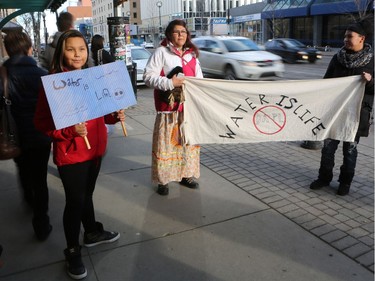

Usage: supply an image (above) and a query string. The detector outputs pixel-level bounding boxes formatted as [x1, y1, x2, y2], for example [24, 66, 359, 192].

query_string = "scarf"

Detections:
[337, 43, 373, 69]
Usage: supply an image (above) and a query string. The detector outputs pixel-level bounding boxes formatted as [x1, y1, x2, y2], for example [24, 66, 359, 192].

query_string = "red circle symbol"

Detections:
[253, 105, 286, 135]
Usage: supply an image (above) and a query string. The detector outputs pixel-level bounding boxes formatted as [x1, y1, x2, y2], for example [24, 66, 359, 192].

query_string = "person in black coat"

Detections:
[90, 34, 115, 66]
[2, 31, 52, 240]
[310, 19, 374, 196]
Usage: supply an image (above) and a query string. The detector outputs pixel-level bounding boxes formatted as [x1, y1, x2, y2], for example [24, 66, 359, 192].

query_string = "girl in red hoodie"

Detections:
[34, 30, 125, 280]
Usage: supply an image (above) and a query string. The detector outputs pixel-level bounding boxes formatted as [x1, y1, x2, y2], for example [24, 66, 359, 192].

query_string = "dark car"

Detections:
[264, 38, 322, 64]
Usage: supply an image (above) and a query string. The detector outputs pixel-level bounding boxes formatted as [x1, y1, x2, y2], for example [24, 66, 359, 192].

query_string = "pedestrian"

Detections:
[34, 30, 125, 280]
[2, 31, 52, 241]
[143, 19, 203, 196]
[90, 34, 115, 66]
[310, 18, 374, 196]
[39, 12, 75, 71]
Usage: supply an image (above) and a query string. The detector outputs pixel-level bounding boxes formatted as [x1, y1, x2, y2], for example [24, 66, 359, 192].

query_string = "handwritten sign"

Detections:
[41, 61, 137, 130]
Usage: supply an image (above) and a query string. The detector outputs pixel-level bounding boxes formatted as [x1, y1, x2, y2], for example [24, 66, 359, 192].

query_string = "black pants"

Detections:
[318, 136, 360, 185]
[58, 158, 102, 248]
[14, 144, 51, 222]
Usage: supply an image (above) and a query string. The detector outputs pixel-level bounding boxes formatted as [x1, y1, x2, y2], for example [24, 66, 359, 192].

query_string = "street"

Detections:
[280, 53, 333, 80]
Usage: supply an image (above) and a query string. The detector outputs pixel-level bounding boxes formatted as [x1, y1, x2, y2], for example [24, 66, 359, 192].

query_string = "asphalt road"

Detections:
[280, 53, 333, 80]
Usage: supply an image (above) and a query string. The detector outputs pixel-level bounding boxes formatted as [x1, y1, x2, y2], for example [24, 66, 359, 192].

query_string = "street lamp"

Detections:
[126, 11, 131, 44]
[42, 12, 48, 45]
[156, 1, 162, 40]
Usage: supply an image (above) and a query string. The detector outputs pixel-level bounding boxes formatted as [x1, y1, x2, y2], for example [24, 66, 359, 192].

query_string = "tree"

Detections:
[17, 12, 42, 53]
[352, 0, 373, 19]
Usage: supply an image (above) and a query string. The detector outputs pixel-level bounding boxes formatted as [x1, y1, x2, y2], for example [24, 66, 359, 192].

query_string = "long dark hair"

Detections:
[91, 34, 104, 65]
[165, 19, 199, 57]
[51, 30, 89, 73]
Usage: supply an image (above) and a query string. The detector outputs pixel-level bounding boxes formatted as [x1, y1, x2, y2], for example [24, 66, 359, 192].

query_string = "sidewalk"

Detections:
[0, 88, 373, 281]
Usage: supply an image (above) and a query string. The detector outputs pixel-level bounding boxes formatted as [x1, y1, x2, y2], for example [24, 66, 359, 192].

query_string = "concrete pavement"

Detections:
[0, 85, 373, 281]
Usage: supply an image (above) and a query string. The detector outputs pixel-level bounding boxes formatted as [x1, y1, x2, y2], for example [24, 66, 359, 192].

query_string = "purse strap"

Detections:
[0, 66, 10, 105]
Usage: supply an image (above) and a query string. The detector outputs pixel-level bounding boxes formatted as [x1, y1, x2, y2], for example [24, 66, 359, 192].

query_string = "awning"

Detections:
[262, 0, 314, 19]
[0, 0, 68, 29]
[311, 0, 371, 15]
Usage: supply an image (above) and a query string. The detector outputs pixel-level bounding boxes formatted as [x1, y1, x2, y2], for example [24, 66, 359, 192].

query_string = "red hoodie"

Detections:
[34, 85, 119, 167]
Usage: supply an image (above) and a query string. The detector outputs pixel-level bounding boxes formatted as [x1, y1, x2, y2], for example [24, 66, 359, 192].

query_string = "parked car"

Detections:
[192, 36, 284, 80]
[264, 38, 322, 64]
[141, 42, 154, 49]
[130, 46, 151, 85]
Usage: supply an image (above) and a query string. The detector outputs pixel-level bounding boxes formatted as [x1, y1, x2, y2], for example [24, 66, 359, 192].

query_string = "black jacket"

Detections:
[2, 56, 52, 148]
[324, 53, 374, 137]
[92, 49, 115, 66]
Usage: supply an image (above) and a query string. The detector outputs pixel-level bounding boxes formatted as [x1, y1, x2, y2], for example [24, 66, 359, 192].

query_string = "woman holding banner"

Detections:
[310, 18, 374, 196]
[34, 30, 125, 280]
[143, 19, 203, 196]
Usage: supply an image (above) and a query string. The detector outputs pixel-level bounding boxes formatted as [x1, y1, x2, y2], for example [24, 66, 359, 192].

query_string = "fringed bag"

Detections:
[0, 66, 21, 160]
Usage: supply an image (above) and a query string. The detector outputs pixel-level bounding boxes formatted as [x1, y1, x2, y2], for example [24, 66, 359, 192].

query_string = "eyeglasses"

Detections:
[172, 30, 187, 35]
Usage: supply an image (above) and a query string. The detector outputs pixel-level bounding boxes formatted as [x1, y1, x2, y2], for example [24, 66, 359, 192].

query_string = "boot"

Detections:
[337, 183, 351, 196]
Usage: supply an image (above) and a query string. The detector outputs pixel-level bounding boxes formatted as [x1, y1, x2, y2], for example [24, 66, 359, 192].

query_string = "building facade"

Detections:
[139, 0, 263, 43]
[232, 0, 373, 47]
[89, 0, 373, 47]
[91, 0, 141, 44]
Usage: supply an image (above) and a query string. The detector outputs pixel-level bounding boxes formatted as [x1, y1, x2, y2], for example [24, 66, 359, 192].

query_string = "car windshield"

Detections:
[222, 38, 260, 52]
[283, 39, 306, 48]
[131, 48, 151, 60]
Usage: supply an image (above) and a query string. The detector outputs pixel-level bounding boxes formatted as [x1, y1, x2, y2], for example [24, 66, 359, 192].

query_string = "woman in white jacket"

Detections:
[143, 19, 203, 195]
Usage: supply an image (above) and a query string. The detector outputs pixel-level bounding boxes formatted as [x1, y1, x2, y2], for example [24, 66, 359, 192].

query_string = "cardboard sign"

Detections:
[41, 61, 136, 130]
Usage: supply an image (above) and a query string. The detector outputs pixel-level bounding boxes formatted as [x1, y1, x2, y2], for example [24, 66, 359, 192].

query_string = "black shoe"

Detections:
[83, 222, 120, 248]
[180, 177, 199, 189]
[64, 246, 87, 280]
[337, 183, 350, 196]
[310, 179, 329, 190]
[157, 184, 169, 195]
[33, 217, 52, 241]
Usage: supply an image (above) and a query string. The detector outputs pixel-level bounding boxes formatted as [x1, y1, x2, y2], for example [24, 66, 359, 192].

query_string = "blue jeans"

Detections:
[318, 136, 360, 185]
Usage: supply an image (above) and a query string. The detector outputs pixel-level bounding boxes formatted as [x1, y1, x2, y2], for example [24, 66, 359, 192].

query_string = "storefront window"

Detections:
[323, 14, 352, 47]
[244, 20, 263, 44]
[293, 17, 313, 45]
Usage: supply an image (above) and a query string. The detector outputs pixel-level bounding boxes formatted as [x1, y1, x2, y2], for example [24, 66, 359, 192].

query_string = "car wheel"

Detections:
[224, 66, 236, 80]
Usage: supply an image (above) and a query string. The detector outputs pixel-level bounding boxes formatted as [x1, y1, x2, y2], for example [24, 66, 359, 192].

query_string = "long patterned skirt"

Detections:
[152, 111, 200, 185]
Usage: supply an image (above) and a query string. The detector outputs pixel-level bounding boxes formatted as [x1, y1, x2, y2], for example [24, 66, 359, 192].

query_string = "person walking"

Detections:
[34, 30, 125, 280]
[310, 19, 374, 196]
[143, 19, 203, 196]
[39, 12, 75, 71]
[2, 31, 52, 241]
[90, 34, 115, 66]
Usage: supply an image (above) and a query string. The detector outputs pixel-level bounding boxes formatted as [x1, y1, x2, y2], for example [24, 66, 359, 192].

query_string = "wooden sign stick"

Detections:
[83, 136, 91, 149]
[121, 121, 127, 137]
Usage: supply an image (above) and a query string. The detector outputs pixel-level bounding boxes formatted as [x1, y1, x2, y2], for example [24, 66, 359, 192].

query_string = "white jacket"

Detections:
[143, 43, 203, 92]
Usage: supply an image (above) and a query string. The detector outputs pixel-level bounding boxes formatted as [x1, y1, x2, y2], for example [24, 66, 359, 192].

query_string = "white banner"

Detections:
[183, 76, 365, 145]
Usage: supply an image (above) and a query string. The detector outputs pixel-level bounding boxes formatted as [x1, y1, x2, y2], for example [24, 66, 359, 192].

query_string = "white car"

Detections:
[130, 46, 151, 85]
[141, 42, 154, 49]
[192, 36, 284, 80]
